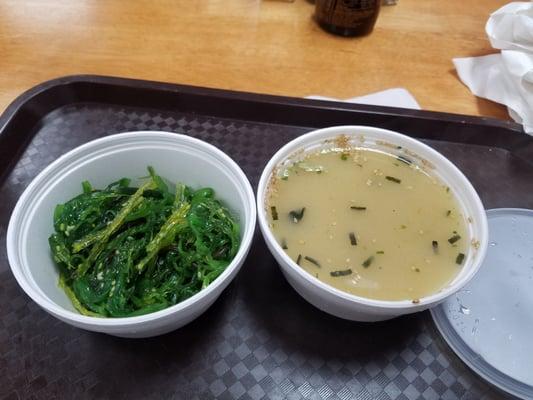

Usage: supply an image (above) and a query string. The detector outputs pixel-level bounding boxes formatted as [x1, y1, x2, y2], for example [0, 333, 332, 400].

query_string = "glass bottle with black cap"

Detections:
[315, 0, 381, 37]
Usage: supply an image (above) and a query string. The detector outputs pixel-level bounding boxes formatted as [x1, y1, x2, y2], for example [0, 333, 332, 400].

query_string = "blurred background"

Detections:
[0, 0, 509, 119]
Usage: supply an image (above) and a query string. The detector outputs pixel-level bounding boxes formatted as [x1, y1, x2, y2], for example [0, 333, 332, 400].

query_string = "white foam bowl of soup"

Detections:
[257, 126, 488, 322]
[7, 131, 256, 338]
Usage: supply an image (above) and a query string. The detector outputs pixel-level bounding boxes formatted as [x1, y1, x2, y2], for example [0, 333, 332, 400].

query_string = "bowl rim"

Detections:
[257, 125, 489, 310]
[7, 131, 257, 326]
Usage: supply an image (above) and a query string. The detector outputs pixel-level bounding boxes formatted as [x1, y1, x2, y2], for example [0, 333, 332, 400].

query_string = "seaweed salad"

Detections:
[49, 167, 240, 317]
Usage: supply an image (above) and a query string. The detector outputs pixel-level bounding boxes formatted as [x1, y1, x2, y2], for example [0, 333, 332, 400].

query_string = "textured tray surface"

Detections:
[1, 102, 531, 399]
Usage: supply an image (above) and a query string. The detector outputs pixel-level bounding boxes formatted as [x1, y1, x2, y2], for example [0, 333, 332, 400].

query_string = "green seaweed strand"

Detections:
[75, 180, 156, 276]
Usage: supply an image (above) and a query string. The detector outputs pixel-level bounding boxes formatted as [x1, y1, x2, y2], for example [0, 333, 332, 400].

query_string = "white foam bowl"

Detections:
[257, 126, 488, 322]
[7, 131, 256, 338]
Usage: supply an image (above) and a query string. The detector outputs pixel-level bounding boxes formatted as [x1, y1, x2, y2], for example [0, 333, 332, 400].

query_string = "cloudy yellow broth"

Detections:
[267, 147, 469, 302]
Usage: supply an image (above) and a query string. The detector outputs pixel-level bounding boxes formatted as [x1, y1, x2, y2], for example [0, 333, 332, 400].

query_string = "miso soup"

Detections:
[266, 145, 470, 302]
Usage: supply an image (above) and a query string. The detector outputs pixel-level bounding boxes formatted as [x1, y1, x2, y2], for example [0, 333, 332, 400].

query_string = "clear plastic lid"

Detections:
[431, 208, 533, 399]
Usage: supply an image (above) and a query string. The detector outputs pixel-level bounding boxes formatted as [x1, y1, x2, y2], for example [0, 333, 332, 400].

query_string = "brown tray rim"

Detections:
[0, 74, 530, 186]
[0, 74, 524, 134]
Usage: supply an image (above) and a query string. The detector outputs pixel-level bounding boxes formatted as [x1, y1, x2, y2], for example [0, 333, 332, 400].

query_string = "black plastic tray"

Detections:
[1, 75, 531, 400]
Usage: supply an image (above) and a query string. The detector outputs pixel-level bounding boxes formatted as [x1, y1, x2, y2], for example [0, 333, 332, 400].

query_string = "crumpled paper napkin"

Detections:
[454, 2, 533, 134]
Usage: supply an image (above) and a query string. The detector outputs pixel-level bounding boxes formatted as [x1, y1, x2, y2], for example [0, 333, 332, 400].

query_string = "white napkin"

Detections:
[486, 2, 533, 52]
[307, 88, 421, 110]
[454, 2, 533, 134]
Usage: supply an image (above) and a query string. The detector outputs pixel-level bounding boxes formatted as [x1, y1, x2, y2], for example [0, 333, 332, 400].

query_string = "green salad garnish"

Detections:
[49, 167, 240, 317]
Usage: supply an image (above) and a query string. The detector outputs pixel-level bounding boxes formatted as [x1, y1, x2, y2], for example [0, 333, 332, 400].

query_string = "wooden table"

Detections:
[0, 0, 510, 120]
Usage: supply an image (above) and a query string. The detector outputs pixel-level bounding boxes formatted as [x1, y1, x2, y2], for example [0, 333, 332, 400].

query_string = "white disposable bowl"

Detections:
[257, 126, 488, 322]
[7, 131, 256, 338]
